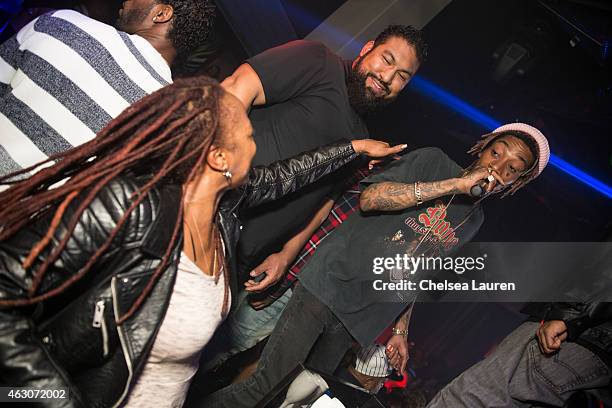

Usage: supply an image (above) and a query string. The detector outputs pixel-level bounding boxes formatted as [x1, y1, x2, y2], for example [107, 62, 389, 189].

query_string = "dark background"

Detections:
[2, 0, 610, 404]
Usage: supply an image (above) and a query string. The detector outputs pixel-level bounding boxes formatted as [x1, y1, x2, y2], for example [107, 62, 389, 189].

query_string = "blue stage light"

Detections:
[549, 155, 612, 198]
[410, 75, 612, 199]
[410, 76, 502, 130]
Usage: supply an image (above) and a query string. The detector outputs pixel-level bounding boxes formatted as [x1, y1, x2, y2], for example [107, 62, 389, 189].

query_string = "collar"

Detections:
[140, 183, 182, 258]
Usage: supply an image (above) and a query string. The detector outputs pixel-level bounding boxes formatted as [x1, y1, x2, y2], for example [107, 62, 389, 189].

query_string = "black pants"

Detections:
[202, 283, 354, 407]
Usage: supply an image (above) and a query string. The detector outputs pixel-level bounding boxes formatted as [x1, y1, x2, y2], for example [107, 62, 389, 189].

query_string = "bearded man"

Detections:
[199, 25, 427, 372]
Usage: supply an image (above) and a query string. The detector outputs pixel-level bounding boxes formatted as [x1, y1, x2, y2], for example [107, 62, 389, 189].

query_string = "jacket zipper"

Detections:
[92, 299, 109, 357]
[110, 277, 133, 408]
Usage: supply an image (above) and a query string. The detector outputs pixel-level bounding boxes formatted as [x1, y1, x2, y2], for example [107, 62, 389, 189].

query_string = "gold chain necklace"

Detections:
[185, 210, 219, 277]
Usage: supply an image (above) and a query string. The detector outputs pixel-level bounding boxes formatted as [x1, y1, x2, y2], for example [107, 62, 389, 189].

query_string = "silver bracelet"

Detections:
[414, 181, 423, 206]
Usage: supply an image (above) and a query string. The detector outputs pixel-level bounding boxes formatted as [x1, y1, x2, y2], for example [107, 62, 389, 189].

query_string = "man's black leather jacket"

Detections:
[0, 140, 357, 407]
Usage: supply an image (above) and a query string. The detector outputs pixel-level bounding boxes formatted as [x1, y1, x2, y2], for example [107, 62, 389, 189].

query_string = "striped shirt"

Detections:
[0, 10, 171, 177]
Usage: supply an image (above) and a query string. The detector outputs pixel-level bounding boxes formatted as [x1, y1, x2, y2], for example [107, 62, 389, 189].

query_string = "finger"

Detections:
[250, 263, 268, 277]
[539, 329, 551, 353]
[471, 166, 490, 179]
[545, 330, 557, 352]
[386, 348, 398, 363]
[549, 337, 562, 350]
[245, 274, 274, 292]
[368, 159, 383, 170]
[559, 332, 568, 342]
[486, 170, 506, 192]
[248, 299, 270, 310]
[465, 167, 490, 187]
[541, 331, 556, 354]
[389, 353, 400, 368]
[400, 353, 408, 374]
[389, 144, 408, 154]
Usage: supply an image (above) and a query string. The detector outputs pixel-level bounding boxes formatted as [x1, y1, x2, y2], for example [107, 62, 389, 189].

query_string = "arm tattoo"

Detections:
[360, 178, 459, 212]
[360, 182, 416, 211]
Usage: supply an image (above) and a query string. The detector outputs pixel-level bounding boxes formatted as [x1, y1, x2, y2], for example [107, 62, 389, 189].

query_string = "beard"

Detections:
[115, 4, 155, 33]
[347, 54, 394, 115]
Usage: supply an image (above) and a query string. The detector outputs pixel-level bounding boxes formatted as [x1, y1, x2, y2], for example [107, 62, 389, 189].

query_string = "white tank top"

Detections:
[123, 249, 230, 408]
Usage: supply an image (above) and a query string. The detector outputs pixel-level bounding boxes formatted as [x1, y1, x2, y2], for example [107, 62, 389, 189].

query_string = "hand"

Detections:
[351, 139, 407, 159]
[244, 252, 291, 292]
[455, 166, 505, 196]
[385, 335, 409, 374]
[248, 296, 275, 310]
[367, 154, 402, 170]
[537, 320, 568, 354]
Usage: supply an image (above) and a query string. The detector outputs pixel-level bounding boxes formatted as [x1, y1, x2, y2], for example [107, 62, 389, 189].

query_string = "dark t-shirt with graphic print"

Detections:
[298, 147, 485, 346]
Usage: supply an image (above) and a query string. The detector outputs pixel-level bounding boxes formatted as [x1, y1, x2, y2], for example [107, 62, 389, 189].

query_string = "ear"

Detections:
[152, 4, 174, 24]
[359, 40, 375, 57]
[206, 145, 228, 172]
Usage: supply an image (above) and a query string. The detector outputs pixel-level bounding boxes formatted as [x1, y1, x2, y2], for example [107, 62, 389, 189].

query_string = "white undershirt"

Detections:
[123, 248, 229, 408]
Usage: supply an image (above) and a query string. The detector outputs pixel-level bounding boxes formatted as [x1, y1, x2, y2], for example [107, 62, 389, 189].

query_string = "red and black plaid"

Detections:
[263, 167, 370, 303]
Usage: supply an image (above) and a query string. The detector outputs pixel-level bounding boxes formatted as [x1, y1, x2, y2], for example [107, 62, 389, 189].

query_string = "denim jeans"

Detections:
[201, 284, 354, 408]
[200, 288, 293, 373]
[427, 321, 612, 408]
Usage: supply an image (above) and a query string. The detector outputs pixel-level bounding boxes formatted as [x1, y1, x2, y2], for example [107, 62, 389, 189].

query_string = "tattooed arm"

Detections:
[360, 165, 494, 212]
[360, 179, 461, 211]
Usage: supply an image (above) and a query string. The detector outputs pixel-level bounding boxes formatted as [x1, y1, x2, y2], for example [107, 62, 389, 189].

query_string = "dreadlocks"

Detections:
[467, 130, 540, 197]
[0, 76, 226, 323]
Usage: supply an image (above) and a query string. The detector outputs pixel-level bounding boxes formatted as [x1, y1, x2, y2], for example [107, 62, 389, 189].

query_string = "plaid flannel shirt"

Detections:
[263, 167, 370, 303]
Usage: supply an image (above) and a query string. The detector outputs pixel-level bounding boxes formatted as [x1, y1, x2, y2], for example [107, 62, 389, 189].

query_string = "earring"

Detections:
[223, 170, 233, 182]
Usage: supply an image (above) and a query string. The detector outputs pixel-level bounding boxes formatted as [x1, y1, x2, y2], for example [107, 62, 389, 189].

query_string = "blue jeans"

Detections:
[200, 288, 293, 372]
[427, 321, 612, 407]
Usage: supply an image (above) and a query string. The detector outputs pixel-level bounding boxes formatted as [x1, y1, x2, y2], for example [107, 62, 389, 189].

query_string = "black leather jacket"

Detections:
[0, 140, 357, 407]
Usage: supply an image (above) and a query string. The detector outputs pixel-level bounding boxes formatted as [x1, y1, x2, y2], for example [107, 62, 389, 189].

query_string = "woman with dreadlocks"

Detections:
[0, 76, 404, 407]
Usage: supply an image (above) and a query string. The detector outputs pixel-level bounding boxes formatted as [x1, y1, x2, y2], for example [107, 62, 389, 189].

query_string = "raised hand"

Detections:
[351, 139, 407, 159]
[456, 166, 505, 195]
